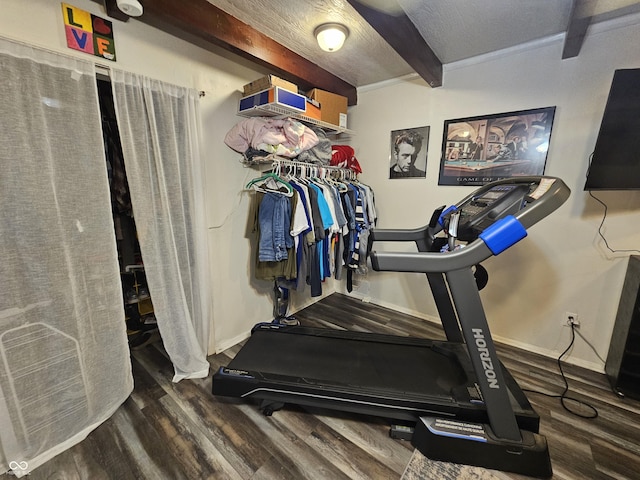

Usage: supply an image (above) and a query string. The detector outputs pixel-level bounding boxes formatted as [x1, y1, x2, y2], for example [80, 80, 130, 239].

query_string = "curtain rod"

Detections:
[0, 35, 207, 97]
[95, 61, 205, 96]
[1, 33, 115, 74]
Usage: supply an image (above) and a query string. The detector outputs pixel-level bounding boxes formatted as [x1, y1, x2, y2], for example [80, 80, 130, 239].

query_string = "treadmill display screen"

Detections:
[472, 185, 518, 206]
[455, 183, 531, 240]
[478, 190, 508, 200]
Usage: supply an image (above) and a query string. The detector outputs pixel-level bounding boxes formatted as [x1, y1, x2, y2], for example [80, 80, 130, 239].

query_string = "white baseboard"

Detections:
[348, 291, 442, 325]
[216, 291, 606, 374]
[214, 288, 337, 354]
[214, 330, 252, 354]
[347, 292, 605, 374]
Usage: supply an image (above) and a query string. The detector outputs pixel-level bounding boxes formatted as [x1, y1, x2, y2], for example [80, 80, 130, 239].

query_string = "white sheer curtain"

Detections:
[111, 70, 211, 381]
[0, 38, 133, 477]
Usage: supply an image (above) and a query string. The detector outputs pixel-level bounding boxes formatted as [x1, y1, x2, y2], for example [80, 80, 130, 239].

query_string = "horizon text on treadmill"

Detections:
[473, 328, 500, 389]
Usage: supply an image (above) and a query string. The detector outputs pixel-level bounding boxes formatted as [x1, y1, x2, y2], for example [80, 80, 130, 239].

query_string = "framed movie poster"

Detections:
[389, 126, 429, 179]
[438, 107, 556, 186]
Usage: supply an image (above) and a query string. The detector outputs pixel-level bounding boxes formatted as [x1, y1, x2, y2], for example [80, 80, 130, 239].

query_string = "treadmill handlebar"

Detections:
[370, 176, 570, 274]
[371, 239, 494, 273]
[368, 225, 431, 243]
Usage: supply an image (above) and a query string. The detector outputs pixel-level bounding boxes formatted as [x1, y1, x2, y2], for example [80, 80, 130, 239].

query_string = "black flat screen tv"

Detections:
[584, 68, 640, 190]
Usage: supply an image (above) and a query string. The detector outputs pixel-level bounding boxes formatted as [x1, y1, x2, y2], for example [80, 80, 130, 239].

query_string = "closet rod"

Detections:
[271, 158, 357, 180]
[271, 158, 352, 172]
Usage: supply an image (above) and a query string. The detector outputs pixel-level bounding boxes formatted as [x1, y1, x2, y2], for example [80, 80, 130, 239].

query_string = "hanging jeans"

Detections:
[258, 192, 293, 262]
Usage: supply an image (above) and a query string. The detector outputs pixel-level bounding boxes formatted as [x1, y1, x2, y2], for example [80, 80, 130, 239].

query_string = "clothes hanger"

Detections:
[294, 163, 310, 184]
[246, 168, 293, 197]
[331, 169, 350, 192]
[309, 165, 324, 186]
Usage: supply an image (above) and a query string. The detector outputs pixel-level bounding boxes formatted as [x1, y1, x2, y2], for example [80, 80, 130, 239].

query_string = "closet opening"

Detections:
[97, 75, 158, 349]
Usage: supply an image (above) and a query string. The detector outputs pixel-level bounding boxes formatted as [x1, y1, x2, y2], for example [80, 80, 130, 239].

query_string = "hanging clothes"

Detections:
[247, 159, 376, 298]
[258, 192, 293, 262]
[250, 191, 298, 281]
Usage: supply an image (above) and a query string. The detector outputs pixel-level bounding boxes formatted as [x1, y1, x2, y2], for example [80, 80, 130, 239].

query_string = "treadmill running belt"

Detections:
[227, 329, 469, 397]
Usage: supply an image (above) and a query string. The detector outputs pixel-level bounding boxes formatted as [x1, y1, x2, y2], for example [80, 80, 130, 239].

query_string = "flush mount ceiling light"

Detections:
[314, 23, 349, 52]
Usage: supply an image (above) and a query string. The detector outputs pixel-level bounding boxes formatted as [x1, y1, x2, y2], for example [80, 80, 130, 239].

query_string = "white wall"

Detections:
[0, 0, 331, 355]
[348, 16, 640, 371]
[6, 1, 639, 371]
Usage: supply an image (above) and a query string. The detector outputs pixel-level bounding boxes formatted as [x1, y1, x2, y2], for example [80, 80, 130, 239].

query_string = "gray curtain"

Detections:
[0, 38, 132, 477]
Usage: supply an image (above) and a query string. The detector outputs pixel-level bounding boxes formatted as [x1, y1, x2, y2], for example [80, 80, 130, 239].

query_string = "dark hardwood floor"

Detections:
[4, 293, 640, 479]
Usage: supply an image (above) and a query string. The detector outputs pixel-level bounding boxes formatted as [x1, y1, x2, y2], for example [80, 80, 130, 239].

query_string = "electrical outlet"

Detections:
[563, 311, 580, 327]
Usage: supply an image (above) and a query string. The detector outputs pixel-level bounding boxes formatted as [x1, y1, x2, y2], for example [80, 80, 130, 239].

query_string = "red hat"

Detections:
[331, 145, 362, 174]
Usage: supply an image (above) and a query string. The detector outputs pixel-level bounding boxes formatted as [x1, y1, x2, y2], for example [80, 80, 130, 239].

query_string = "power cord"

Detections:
[588, 191, 640, 254]
[573, 328, 607, 365]
[523, 323, 598, 419]
[210, 168, 255, 230]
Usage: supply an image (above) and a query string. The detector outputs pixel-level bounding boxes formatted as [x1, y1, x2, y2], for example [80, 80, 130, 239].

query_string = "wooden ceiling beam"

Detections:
[346, 0, 442, 88]
[562, 0, 598, 59]
[96, 0, 358, 105]
[101, 0, 130, 22]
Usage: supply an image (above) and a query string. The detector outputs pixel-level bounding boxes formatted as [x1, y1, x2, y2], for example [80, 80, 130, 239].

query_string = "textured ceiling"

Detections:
[206, 0, 640, 87]
[403, 0, 574, 64]
[207, 0, 412, 87]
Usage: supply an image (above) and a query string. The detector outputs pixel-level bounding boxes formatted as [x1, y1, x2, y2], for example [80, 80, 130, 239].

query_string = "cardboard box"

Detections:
[238, 86, 307, 114]
[304, 97, 321, 120]
[243, 74, 298, 96]
[307, 88, 348, 127]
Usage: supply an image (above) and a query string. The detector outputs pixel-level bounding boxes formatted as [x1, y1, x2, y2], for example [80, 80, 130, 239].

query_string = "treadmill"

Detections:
[213, 176, 570, 478]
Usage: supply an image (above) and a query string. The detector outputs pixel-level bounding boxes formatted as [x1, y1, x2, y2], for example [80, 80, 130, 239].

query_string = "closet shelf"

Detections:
[238, 104, 355, 136]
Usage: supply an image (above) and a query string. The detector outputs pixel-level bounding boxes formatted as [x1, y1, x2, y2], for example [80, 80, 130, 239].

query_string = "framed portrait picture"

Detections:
[389, 126, 430, 179]
[438, 106, 556, 186]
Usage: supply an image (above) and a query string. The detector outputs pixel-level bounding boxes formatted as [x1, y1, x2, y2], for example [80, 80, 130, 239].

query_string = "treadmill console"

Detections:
[445, 183, 533, 241]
